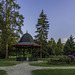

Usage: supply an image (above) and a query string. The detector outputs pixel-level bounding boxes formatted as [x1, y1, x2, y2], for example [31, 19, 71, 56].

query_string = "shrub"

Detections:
[16, 57, 26, 61]
[66, 57, 71, 64]
[29, 57, 38, 61]
[48, 58, 59, 64]
[48, 57, 72, 65]
[59, 57, 66, 62]
[47, 59, 66, 65]
[59, 57, 71, 64]
[65, 55, 75, 62]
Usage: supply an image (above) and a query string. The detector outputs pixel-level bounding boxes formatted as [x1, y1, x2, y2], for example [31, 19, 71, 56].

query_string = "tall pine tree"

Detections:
[64, 35, 75, 55]
[48, 38, 57, 55]
[0, 0, 24, 59]
[35, 10, 49, 58]
[56, 38, 63, 55]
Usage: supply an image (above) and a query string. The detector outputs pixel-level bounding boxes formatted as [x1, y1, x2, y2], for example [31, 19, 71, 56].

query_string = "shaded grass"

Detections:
[29, 62, 75, 67]
[38, 56, 63, 61]
[32, 69, 75, 75]
[38, 58, 50, 61]
[0, 70, 6, 75]
[0, 58, 23, 67]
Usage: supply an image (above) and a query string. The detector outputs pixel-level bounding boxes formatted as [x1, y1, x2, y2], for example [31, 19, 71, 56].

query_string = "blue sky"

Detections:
[17, 0, 75, 43]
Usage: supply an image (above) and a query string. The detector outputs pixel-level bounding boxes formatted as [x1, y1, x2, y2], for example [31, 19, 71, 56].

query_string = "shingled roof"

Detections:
[19, 32, 34, 42]
[13, 32, 41, 47]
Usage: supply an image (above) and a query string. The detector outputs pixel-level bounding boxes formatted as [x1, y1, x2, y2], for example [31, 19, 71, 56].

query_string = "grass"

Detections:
[0, 59, 16, 66]
[38, 56, 63, 62]
[29, 62, 75, 67]
[0, 70, 6, 75]
[38, 58, 50, 61]
[0, 58, 23, 67]
[32, 69, 75, 75]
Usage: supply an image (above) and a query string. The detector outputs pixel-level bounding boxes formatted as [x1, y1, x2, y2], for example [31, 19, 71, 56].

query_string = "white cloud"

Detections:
[74, 39, 75, 42]
[62, 36, 75, 43]
[63, 38, 68, 43]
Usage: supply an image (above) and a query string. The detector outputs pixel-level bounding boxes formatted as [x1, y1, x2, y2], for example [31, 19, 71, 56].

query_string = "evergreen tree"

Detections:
[48, 38, 57, 55]
[0, 0, 24, 59]
[35, 10, 49, 58]
[56, 38, 63, 55]
[64, 35, 75, 55]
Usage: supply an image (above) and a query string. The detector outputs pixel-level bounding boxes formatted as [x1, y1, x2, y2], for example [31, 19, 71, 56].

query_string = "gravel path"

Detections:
[1, 62, 75, 75]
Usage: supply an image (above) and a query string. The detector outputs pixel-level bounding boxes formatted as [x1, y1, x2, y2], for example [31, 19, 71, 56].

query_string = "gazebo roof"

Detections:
[19, 32, 34, 42]
[13, 32, 41, 47]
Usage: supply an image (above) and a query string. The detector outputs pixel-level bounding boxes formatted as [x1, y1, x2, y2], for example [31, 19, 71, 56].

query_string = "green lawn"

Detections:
[0, 70, 6, 75]
[38, 56, 63, 61]
[29, 62, 75, 67]
[0, 58, 22, 67]
[32, 69, 75, 75]
[38, 58, 50, 61]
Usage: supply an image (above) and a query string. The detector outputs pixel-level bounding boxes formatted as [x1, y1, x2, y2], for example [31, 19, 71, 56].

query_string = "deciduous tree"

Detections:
[0, 0, 24, 59]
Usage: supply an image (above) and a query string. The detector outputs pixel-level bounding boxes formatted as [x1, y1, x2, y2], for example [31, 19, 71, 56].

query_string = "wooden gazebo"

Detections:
[13, 32, 41, 61]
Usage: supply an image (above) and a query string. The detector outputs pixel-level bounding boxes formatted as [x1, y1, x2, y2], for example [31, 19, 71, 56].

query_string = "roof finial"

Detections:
[26, 30, 28, 33]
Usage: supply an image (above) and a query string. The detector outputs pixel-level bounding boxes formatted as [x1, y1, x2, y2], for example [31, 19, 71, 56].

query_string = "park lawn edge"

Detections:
[0, 70, 6, 75]
[32, 69, 75, 75]
[29, 62, 75, 67]
[0, 59, 23, 67]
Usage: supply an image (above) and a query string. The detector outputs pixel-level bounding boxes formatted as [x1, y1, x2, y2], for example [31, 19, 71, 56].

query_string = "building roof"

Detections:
[62, 43, 65, 46]
[13, 32, 41, 47]
[19, 32, 34, 42]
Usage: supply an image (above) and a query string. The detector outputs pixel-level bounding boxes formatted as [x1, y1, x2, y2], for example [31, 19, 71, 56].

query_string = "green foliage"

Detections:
[55, 38, 63, 55]
[59, 57, 66, 62]
[35, 10, 49, 41]
[33, 40, 49, 58]
[48, 58, 65, 65]
[25, 51, 31, 58]
[48, 38, 57, 55]
[16, 57, 26, 61]
[29, 57, 38, 61]
[64, 35, 75, 55]
[48, 59, 60, 65]
[48, 38, 63, 56]
[48, 56, 71, 65]
[35, 10, 49, 58]
[66, 57, 71, 64]
[0, 0, 24, 58]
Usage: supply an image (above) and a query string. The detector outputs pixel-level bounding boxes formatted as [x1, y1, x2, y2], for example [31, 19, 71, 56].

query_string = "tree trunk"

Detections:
[40, 45, 42, 59]
[5, 0, 8, 59]
[5, 44, 8, 59]
[40, 33, 43, 59]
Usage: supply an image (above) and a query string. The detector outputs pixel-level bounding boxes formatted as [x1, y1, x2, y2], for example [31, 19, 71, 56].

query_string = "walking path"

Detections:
[0, 62, 75, 75]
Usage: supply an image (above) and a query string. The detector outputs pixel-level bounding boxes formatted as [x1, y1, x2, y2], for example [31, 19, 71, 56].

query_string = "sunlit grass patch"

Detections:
[0, 58, 23, 67]
[29, 62, 75, 67]
[32, 69, 75, 75]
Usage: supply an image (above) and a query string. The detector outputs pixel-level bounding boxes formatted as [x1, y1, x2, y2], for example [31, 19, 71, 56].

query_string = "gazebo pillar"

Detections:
[30, 47, 32, 57]
[23, 48, 25, 57]
[16, 49, 17, 59]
